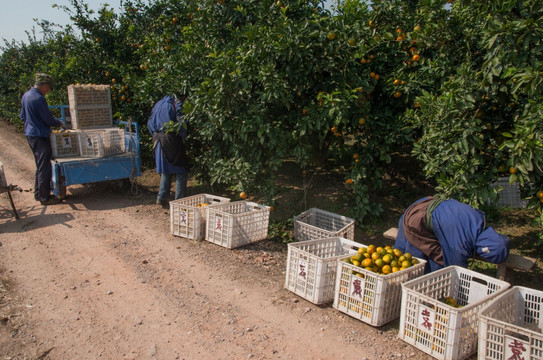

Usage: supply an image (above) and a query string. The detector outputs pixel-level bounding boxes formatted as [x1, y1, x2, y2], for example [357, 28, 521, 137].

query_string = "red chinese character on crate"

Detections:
[216, 217, 222, 231]
[299, 263, 306, 279]
[507, 339, 527, 360]
[179, 212, 187, 225]
[420, 308, 433, 331]
[64, 137, 71, 146]
[352, 278, 362, 297]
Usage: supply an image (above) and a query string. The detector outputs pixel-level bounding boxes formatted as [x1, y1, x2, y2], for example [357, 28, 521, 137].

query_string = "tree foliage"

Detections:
[0, 0, 541, 236]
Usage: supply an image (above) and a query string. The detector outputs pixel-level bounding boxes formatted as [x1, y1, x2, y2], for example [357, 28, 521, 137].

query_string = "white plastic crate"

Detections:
[50, 131, 80, 158]
[293, 208, 355, 242]
[285, 237, 361, 305]
[490, 177, 527, 208]
[333, 252, 426, 326]
[78, 128, 126, 158]
[398, 266, 510, 360]
[68, 84, 113, 129]
[478, 286, 543, 360]
[205, 201, 271, 249]
[170, 194, 231, 240]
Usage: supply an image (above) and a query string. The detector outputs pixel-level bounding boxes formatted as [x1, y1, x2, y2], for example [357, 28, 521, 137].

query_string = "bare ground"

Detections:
[0, 119, 541, 360]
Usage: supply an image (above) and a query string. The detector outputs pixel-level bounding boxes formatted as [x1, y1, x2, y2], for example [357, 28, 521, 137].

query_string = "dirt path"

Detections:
[0, 120, 430, 360]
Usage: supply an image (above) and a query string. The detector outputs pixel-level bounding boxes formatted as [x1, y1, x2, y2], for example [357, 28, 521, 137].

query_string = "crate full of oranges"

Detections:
[333, 244, 426, 326]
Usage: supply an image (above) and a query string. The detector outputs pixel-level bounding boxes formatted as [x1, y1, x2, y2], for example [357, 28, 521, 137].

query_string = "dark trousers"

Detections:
[26, 136, 53, 201]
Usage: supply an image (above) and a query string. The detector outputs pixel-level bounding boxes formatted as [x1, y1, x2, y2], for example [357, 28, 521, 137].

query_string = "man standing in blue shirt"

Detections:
[20, 73, 63, 205]
[147, 94, 189, 209]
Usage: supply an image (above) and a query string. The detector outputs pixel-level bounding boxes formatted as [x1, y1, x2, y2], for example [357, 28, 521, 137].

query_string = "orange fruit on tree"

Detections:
[509, 167, 517, 174]
[331, 126, 337, 133]
[412, 54, 421, 62]
[345, 179, 353, 184]
[327, 31, 336, 40]
[414, 25, 422, 32]
[537, 190, 543, 199]
[394, 91, 402, 98]
[370, 72, 376, 78]
[353, 153, 359, 159]
[393, 79, 400, 86]
[358, 117, 366, 125]
[240, 191, 248, 199]
[374, 74, 380, 80]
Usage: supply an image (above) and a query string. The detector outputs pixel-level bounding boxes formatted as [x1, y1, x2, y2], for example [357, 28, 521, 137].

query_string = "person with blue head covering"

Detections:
[147, 94, 189, 208]
[394, 196, 510, 273]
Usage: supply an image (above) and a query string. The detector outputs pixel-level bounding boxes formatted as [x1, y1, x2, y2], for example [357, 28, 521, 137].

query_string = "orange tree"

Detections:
[143, 0, 421, 222]
[402, 0, 543, 240]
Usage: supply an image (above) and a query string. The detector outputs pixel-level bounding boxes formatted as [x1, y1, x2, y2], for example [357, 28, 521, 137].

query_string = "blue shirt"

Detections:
[147, 95, 188, 175]
[20, 87, 61, 138]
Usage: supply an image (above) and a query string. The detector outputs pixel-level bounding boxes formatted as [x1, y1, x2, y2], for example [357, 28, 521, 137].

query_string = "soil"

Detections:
[0, 120, 540, 360]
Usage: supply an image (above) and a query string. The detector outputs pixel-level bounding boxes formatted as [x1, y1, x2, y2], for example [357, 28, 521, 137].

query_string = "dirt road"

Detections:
[0, 120, 428, 360]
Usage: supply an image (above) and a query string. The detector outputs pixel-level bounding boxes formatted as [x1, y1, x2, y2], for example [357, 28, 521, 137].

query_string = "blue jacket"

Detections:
[395, 197, 510, 273]
[147, 95, 188, 175]
[20, 87, 61, 137]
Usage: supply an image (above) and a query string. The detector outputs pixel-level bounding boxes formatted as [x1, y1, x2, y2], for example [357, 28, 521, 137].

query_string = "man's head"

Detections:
[35, 73, 54, 95]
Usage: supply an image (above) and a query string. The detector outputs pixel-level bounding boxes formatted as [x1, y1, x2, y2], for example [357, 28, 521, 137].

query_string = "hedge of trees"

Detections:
[1, 0, 541, 242]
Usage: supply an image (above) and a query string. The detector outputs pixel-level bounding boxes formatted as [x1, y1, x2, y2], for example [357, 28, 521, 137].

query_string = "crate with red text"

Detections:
[285, 237, 361, 305]
[205, 201, 270, 249]
[478, 286, 543, 360]
[170, 194, 231, 240]
[333, 250, 426, 326]
[398, 266, 510, 360]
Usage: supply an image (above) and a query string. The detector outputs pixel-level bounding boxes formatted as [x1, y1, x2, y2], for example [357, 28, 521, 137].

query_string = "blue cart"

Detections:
[49, 105, 142, 199]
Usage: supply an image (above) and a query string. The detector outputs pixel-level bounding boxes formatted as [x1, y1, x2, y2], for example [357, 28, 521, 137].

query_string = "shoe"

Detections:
[156, 199, 169, 209]
[40, 196, 61, 205]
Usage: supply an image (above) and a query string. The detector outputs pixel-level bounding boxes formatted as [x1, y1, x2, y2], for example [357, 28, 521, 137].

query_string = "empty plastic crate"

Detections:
[205, 201, 271, 249]
[293, 208, 355, 242]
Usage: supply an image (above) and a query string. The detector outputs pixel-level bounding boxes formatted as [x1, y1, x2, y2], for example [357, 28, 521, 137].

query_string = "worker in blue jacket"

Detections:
[394, 196, 510, 273]
[147, 94, 188, 209]
[20, 73, 63, 205]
